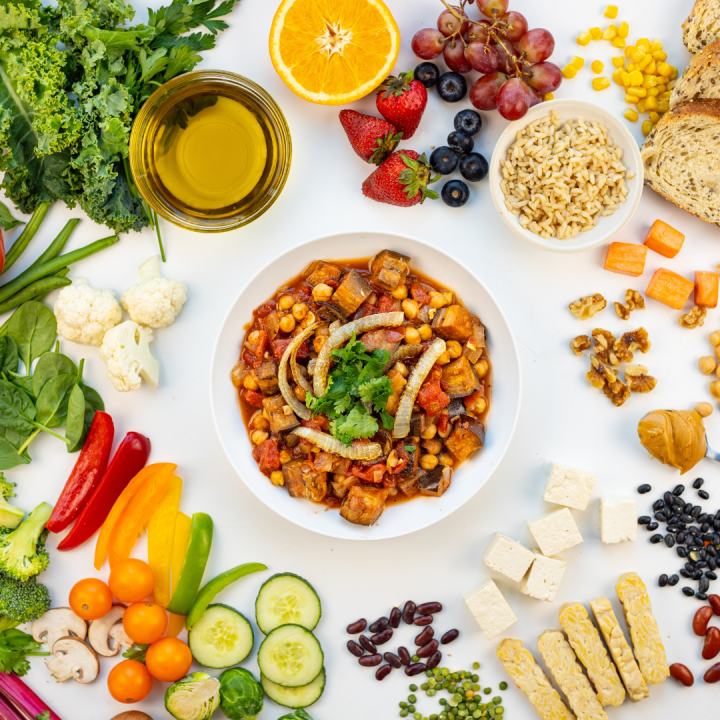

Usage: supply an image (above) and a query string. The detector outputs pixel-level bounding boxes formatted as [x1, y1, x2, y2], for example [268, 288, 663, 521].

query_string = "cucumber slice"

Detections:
[256, 573, 321, 634]
[257, 624, 323, 688]
[261, 668, 325, 709]
[188, 604, 254, 668]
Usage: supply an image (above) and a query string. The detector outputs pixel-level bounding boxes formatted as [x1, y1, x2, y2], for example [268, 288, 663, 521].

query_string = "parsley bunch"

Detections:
[0, 629, 49, 677]
[306, 335, 394, 446]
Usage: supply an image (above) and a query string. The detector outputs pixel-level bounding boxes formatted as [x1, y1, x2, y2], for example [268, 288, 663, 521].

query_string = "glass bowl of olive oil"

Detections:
[130, 71, 291, 232]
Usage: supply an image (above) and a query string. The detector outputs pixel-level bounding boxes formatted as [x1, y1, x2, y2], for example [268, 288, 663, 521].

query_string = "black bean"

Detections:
[638, 484, 652, 494]
[650, 534, 663, 544]
[668, 574, 680, 586]
[700, 490, 711, 500]
[677, 532, 686, 544]
[667, 526, 679, 534]
[715, 519, 720, 531]
[701, 549, 708, 560]
[347, 640, 364, 657]
[707, 571, 718, 580]
[703, 523, 712, 533]
[685, 503, 694, 513]
[678, 522, 688, 531]
[681, 514, 694, 523]
[398, 646, 411, 666]
[686, 562, 696, 573]
[711, 558, 718, 571]
[417, 602, 442, 615]
[390, 607, 401, 628]
[359, 635, 377, 654]
[714, 533, 720, 544]
[662, 494, 673, 508]
[655, 512, 667, 522]
[441, 629, 459, 645]
[384, 652, 401, 669]
[402, 601, 416, 625]
[347, 619, 367, 634]
[704, 533, 715, 543]
[668, 515, 679, 525]
[417, 639, 439, 658]
[405, 662, 427, 676]
[697, 561, 708, 570]
[697, 592, 709, 601]
[700, 577, 710, 593]
[665, 535, 676, 548]
[414, 615, 433, 626]
[415, 627, 434, 646]
[655, 499, 668, 512]
[683, 587, 695, 597]
[693, 505, 703, 518]
[677, 547, 688, 558]
[699, 514, 709, 524]
[658, 574, 668, 587]
[371, 628, 393, 645]
[426, 650, 442, 670]
[681, 568, 691, 578]
[375, 664, 392, 681]
[359, 653, 382, 667]
[673, 485, 685, 496]
[369, 617, 389, 634]
[694, 478, 705, 489]
[689, 525, 700, 536]
[638, 516, 651, 525]
[647, 522, 659, 531]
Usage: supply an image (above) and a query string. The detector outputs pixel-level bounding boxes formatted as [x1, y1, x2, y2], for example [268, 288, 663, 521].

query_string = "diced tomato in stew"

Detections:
[351, 463, 387, 483]
[270, 338, 309, 361]
[463, 389, 485, 408]
[242, 349, 263, 369]
[245, 329, 268, 358]
[410, 283, 431, 304]
[377, 295, 398, 313]
[252, 438, 281, 473]
[255, 300, 276, 318]
[417, 381, 450, 417]
[244, 389, 265, 407]
[437, 413, 449, 434]
[301, 415, 330, 432]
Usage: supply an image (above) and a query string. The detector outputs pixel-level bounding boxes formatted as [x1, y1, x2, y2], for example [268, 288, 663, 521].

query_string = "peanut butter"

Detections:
[638, 409, 706, 474]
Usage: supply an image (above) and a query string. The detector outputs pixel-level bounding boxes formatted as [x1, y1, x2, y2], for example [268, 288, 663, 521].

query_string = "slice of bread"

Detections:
[670, 39, 720, 108]
[683, 0, 720, 53]
[641, 99, 720, 225]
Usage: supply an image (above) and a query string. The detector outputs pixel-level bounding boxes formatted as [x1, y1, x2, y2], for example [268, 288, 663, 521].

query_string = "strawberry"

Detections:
[339, 110, 402, 165]
[362, 151, 439, 207]
[376, 71, 428, 139]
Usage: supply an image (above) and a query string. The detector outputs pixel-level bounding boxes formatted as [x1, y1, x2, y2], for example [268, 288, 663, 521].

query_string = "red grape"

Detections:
[528, 86, 543, 107]
[524, 62, 562, 93]
[412, 28, 446, 59]
[499, 11, 528, 42]
[517, 29, 555, 64]
[437, 6, 469, 36]
[466, 20, 491, 43]
[477, 0, 509, 18]
[444, 38, 473, 73]
[495, 41, 519, 74]
[464, 42, 500, 74]
[496, 77, 533, 120]
[470, 72, 507, 111]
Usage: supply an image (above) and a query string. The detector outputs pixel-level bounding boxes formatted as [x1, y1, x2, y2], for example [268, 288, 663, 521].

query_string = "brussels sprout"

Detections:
[278, 711, 313, 720]
[165, 672, 221, 720]
[219, 667, 264, 720]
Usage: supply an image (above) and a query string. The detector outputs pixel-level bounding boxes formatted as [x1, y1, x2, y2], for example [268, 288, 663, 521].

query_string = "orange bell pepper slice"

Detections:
[167, 511, 192, 637]
[94, 463, 177, 570]
[148, 476, 183, 607]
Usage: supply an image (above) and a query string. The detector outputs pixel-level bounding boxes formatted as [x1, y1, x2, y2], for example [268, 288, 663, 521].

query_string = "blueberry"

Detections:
[459, 152, 489, 182]
[430, 146, 459, 175]
[441, 180, 469, 208]
[447, 130, 474, 155]
[415, 62, 440, 88]
[437, 72, 467, 103]
[454, 109, 482, 136]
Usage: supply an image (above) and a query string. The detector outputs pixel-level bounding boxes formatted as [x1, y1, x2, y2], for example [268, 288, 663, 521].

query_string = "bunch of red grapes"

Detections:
[411, 0, 562, 120]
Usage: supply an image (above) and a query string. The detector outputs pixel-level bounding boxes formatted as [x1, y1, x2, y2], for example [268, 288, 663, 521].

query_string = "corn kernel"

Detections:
[669, 66, 678, 80]
[642, 75, 657, 88]
[562, 64, 578, 79]
[656, 83, 667, 92]
[624, 109, 639, 121]
[603, 25, 618, 40]
[591, 60, 604, 74]
[658, 99, 670, 112]
[621, 71, 631, 86]
[612, 56, 625, 67]
[657, 62, 671, 76]
[642, 120, 654, 135]
[589, 27, 603, 40]
[612, 37, 626, 48]
[630, 48, 646, 63]
[543, 92, 554, 101]
[645, 60, 657, 75]
[648, 87, 660, 96]
[618, 21, 630, 38]
[605, 4, 618, 18]
[648, 111, 660, 122]
[628, 86, 647, 97]
[636, 38, 651, 52]
[626, 62, 636, 72]
[625, 45, 637, 58]
[625, 94, 638, 104]
[577, 31, 592, 46]
[645, 95, 659, 110]
[637, 99, 647, 113]
[571, 56, 585, 69]
[612, 69, 625, 85]
[637, 54, 652, 71]
[629, 70, 643, 85]
[652, 50, 667, 61]
[592, 77, 611, 91]
[659, 90, 672, 99]
[650, 39, 663, 52]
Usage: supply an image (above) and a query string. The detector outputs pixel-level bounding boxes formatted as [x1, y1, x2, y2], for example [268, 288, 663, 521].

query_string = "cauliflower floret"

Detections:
[100, 321, 160, 392]
[54, 279, 123, 347]
[121, 255, 187, 329]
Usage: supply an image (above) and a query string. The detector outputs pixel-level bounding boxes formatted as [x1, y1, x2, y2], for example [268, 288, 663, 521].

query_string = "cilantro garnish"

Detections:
[306, 335, 394, 445]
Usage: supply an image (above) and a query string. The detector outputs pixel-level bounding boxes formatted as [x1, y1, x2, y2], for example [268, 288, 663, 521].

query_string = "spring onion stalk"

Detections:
[28, 219, 80, 270]
[153, 209, 166, 262]
[2, 202, 51, 275]
[0, 672, 63, 720]
[0, 276, 72, 315]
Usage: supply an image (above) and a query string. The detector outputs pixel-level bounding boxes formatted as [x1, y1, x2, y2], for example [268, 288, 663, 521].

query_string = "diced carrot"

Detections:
[695, 271, 719, 308]
[644, 219, 685, 258]
[603, 242, 648, 276]
[646, 268, 695, 309]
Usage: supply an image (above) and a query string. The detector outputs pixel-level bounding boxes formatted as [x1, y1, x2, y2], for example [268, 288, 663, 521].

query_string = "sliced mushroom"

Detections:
[32, 607, 87, 650]
[88, 605, 133, 657]
[46, 636, 99, 684]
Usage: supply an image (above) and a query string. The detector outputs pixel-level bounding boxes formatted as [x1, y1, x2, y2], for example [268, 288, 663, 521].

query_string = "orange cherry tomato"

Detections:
[107, 659, 153, 703]
[123, 602, 168, 644]
[109, 559, 155, 603]
[145, 637, 193, 682]
[69, 578, 113, 620]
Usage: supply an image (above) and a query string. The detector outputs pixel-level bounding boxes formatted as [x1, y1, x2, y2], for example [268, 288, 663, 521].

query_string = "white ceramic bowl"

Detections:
[489, 99, 644, 254]
[210, 232, 521, 540]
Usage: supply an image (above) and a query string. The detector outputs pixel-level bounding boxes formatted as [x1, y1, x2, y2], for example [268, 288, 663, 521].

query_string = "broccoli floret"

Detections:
[0, 475, 16, 500]
[0, 575, 51, 631]
[0, 503, 52, 582]
[0, 474, 24, 530]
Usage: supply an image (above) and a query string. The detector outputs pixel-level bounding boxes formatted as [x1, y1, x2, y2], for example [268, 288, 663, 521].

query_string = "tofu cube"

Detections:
[543, 464, 597, 511]
[520, 549, 567, 602]
[483, 533, 535, 582]
[600, 496, 637, 543]
[527, 508, 583, 557]
[463, 580, 517, 640]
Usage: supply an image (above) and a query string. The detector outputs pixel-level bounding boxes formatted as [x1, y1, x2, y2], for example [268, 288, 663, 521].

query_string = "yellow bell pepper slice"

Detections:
[148, 475, 183, 607]
[167, 511, 192, 637]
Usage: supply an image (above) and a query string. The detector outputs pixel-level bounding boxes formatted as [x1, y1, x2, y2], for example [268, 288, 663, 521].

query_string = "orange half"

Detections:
[269, 0, 401, 105]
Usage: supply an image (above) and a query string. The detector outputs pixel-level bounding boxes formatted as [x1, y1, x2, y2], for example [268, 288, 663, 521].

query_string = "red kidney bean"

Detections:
[703, 626, 720, 660]
[384, 652, 401, 669]
[347, 619, 367, 634]
[426, 650, 442, 670]
[371, 628, 393, 645]
[390, 607, 401, 628]
[398, 646, 411, 666]
[359, 635, 377, 654]
[347, 640, 364, 657]
[405, 662, 427, 676]
[417, 639, 439, 658]
[441, 629, 459, 645]
[704, 663, 720, 683]
[669, 663, 694, 686]
[369, 617, 389, 634]
[414, 615, 433, 626]
[402, 601, 417, 624]
[693, 606, 714, 635]
[710, 594, 720, 616]
[415, 626, 434, 646]
[417, 601, 443, 615]
[359, 653, 382, 667]
[375, 664, 392, 681]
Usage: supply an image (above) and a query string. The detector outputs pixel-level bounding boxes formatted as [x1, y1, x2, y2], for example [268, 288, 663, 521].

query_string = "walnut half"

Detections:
[614, 327, 651, 363]
[603, 378, 631, 407]
[614, 289, 645, 320]
[586, 355, 618, 389]
[679, 305, 707, 329]
[592, 328, 620, 366]
[569, 294, 607, 320]
[570, 335, 591, 356]
[624, 365, 657, 394]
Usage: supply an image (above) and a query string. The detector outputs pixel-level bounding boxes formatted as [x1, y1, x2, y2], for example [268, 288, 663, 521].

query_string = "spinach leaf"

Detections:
[32, 351, 77, 398]
[0, 337, 19, 375]
[65, 383, 86, 453]
[81, 383, 104, 432]
[35, 374, 76, 428]
[0, 379, 36, 436]
[8, 374, 35, 399]
[0, 437, 30, 471]
[0, 202, 24, 231]
[5, 302, 57, 370]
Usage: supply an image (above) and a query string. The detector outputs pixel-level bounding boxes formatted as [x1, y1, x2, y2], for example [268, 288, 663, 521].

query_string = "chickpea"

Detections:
[423, 438, 443, 455]
[243, 373, 259, 390]
[711, 381, 720, 400]
[442, 291, 454, 305]
[436, 351, 450, 366]
[401, 299, 419, 319]
[279, 314, 296, 333]
[716, 364, 720, 380]
[333, 473, 347, 483]
[251, 430, 269, 445]
[247, 329, 261, 345]
[421, 424, 437, 440]
[438, 453, 454, 467]
[251, 413, 269, 431]
[714, 345, 720, 360]
[710, 330, 720, 346]
[437, 418, 452, 438]
[418, 324, 433, 341]
[230, 362, 244, 387]
[388, 487, 398, 497]
[470, 396, 487, 414]
[429, 291, 447, 309]
[474, 359, 489, 379]
[446, 340, 462, 359]
[420, 453, 439, 471]
[405, 327, 421, 345]
[312, 283, 333, 302]
[700, 356, 718, 374]
[393, 361, 409, 377]
[391, 284, 408, 300]
[386, 394, 400, 416]
[270, 470, 285, 486]
[279, 450, 292, 464]
[300, 311, 316, 329]
[292, 303, 309, 321]
[294, 385, 306, 402]
[695, 402, 713, 418]
[313, 335, 327, 353]
[278, 294, 294, 311]
[387, 450, 399, 469]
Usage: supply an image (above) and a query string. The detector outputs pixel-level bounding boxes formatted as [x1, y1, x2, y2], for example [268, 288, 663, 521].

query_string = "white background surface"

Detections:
[3, 0, 720, 718]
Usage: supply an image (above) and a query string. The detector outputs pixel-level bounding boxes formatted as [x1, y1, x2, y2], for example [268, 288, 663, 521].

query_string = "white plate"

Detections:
[489, 98, 644, 254]
[210, 231, 521, 540]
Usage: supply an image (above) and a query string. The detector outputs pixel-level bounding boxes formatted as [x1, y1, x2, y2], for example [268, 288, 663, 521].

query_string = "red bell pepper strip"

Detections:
[46, 412, 115, 533]
[57, 431, 151, 550]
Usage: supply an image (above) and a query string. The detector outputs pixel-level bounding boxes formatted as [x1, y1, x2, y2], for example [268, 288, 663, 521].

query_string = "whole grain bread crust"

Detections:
[683, 0, 720, 53]
[670, 39, 720, 108]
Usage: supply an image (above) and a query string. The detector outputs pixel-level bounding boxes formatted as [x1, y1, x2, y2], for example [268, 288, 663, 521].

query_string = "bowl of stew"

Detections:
[210, 232, 521, 540]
